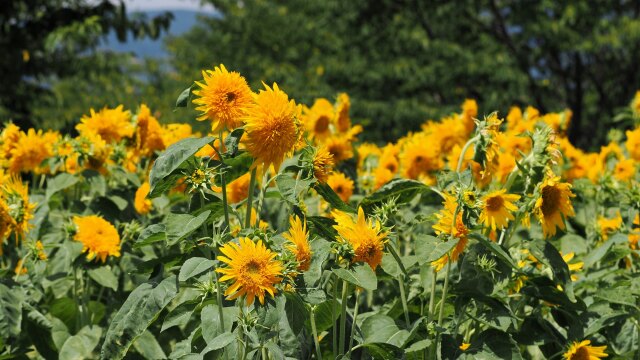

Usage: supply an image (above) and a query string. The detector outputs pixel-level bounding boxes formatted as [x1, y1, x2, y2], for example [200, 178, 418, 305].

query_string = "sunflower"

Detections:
[135, 104, 165, 156]
[283, 216, 312, 271]
[400, 136, 443, 180]
[563, 340, 607, 360]
[323, 135, 354, 163]
[1, 176, 36, 240]
[378, 144, 400, 174]
[313, 145, 334, 183]
[192, 64, 253, 132]
[479, 190, 520, 231]
[134, 182, 152, 215]
[335, 93, 351, 132]
[8, 129, 58, 174]
[304, 98, 334, 140]
[332, 207, 387, 269]
[534, 176, 575, 238]
[373, 167, 394, 190]
[73, 215, 121, 262]
[357, 143, 382, 168]
[77, 105, 134, 143]
[432, 194, 469, 272]
[460, 98, 478, 134]
[625, 127, 640, 161]
[226, 172, 251, 203]
[216, 237, 284, 305]
[161, 123, 194, 147]
[613, 158, 635, 181]
[597, 212, 622, 241]
[327, 172, 354, 203]
[244, 83, 301, 171]
[0, 123, 21, 162]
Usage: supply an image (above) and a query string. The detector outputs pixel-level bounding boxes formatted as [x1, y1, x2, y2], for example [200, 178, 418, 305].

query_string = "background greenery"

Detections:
[3, 0, 640, 149]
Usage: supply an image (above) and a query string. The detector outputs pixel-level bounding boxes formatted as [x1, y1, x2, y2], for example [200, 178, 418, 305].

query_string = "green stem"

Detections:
[398, 276, 410, 327]
[456, 136, 479, 174]
[339, 280, 349, 356]
[214, 270, 226, 333]
[437, 257, 452, 326]
[261, 345, 268, 360]
[218, 131, 230, 232]
[238, 298, 247, 360]
[333, 275, 338, 357]
[244, 167, 257, 228]
[310, 306, 323, 360]
[347, 290, 360, 358]
[427, 268, 437, 323]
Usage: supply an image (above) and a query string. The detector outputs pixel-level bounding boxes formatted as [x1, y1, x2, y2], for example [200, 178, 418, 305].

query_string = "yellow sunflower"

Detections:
[597, 212, 622, 241]
[432, 194, 469, 272]
[161, 123, 194, 147]
[327, 172, 354, 203]
[534, 176, 575, 238]
[283, 216, 312, 271]
[73, 215, 121, 262]
[460, 98, 478, 134]
[226, 172, 251, 204]
[323, 135, 354, 163]
[335, 93, 351, 132]
[192, 64, 253, 132]
[613, 158, 635, 181]
[135, 104, 165, 156]
[479, 190, 520, 231]
[356, 143, 382, 168]
[563, 340, 607, 360]
[244, 83, 301, 171]
[216, 237, 284, 305]
[1, 176, 36, 241]
[8, 129, 58, 174]
[378, 144, 400, 174]
[625, 127, 640, 161]
[400, 136, 443, 180]
[134, 182, 152, 215]
[0, 123, 21, 162]
[313, 145, 334, 183]
[332, 207, 387, 269]
[76, 105, 134, 143]
[304, 98, 334, 140]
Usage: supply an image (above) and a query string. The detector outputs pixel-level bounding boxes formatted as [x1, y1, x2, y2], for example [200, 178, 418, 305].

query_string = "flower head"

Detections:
[134, 182, 152, 215]
[73, 215, 121, 262]
[432, 193, 469, 271]
[304, 98, 334, 140]
[327, 172, 354, 203]
[76, 105, 134, 143]
[1, 176, 36, 241]
[312, 145, 334, 183]
[563, 340, 607, 360]
[244, 83, 301, 171]
[283, 216, 312, 271]
[534, 176, 575, 238]
[332, 207, 387, 269]
[216, 237, 284, 305]
[479, 190, 520, 231]
[193, 64, 253, 132]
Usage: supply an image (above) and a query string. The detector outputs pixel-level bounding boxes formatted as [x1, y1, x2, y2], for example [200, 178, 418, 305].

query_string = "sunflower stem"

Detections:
[398, 275, 410, 327]
[456, 136, 479, 174]
[339, 280, 349, 356]
[217, 131, 231, 232]
[214, 270, 225, 333]
[347, 289, 360, 358]
[261, 345, 268, 360]
[310, 306, 323, 360]
[437, 258, 452, 325]
[244, 167, 257, 228]
[332, 274, 338, 356]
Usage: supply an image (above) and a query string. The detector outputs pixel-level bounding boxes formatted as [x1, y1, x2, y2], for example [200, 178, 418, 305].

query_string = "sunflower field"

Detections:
[1, 65, 640, 360]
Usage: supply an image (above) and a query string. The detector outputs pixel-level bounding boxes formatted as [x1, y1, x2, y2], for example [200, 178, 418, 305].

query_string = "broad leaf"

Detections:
[333, 264, 377, 291]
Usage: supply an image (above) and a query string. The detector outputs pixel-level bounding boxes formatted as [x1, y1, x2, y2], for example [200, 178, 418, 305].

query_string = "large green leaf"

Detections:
[201, 304, 236, 345]
[583, 233, 628, 268]
[178, 257, 215, 282]
[46, 173, 78, 201]
[529, 240, 575, 302]
[354, 343, 402, 360]
[360, 179, 429, 208]
[175, 84, 193, 108]
[361, 314, 410, 347]
[275, 172, 315, 205]
[100, 276, 179, 360]
[314, 182, 356, 213]
[0, 284, 23, 339]
[333, 264, 377, 291]
[59, 326, 102, 360]
[165, 210, 211, 246]
[87, 266, 118, 291]
[133, 330, 167, 359]
[414, 234, 458, 265]
[148, 136, 214, 197]
[133, 224, 167, 249]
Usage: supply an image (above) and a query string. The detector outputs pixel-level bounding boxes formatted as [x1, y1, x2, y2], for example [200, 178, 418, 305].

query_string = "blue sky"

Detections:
[124, 0, 214, 12]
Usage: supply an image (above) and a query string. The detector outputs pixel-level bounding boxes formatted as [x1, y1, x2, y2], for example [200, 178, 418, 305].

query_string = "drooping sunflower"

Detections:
[244, 83, 301, 171]
[563, 340, 607, 360]
[432, 194, 470, 272]
[283, 216, 312, 272]
[1, 176, 36, 240]
[332, 207, 387, 269]
[76, 105, 134, 143]
[134, 182, 152, 215]
[216, 237, 284, 305]
[327, 172, 354, 203]
[72, 215, 121, 262]
[479, 190, 520, 231]
[192, 64, 253, 132]
[534, 176, 575, 238]
[312, 145, 334, 183]
[135, 104, 165, 156]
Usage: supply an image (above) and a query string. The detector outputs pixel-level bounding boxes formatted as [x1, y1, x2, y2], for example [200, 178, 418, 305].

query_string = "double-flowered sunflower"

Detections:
[73, 215, 121, 262]
[332, 207, 387, 270]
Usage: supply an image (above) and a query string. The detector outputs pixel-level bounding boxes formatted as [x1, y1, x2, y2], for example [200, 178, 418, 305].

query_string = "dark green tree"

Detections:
[167, 0, 640, 148]
[0, 0, 173, 129]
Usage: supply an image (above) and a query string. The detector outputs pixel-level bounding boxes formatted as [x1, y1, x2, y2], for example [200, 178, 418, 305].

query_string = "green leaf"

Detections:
[201, 332, 235, 353]
[165, 210, 211, 246]
[354, 343, 402, 359]
[59, 326, 102, 360]
[224, 127, 244, 157]
[414, 234, 458, 265]
[333, 264, 377, 291]
[148, 136, 214, 197]
[0, 283, 23, 338]
[215, 151, 254, 186]
[307, 216, 338, 241]
[179, 257, 215, 282]
[46, 173, 78, 200]
[133, 224, 167, 249]
[529, 240, 575, 302]
[107, 195, 128, 211]
[275, 173, 315, 205]
[584, 233, 628, 268]
[87, 266, 118, 291]
[314, 182, 356, 213]
[100, 276, 179, 360]
[361, 179, 429, 208]
[361, 314, 409, 347]
[311, 300, 338, 333]
[132, 330, 166, 360]
[201, 304, 236, 345]
[49, 297, 78, 334]
[595, 286, 638, 309]
[264, 341, 286, 360]
[161, 301, 197, 333]
[469, 233, 520, 272]
[175, 85, 193, 108]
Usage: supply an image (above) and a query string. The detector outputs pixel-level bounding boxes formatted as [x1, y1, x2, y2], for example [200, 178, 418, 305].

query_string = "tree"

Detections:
[0, 0, 173, 128]
[167, 0, 640, 148]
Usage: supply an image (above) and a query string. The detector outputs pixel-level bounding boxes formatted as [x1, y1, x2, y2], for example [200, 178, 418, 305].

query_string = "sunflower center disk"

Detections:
[541, 186, 560, 217]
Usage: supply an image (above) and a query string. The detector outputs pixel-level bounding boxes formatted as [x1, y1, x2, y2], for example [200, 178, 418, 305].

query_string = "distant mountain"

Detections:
[100, 9, 218, 58]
